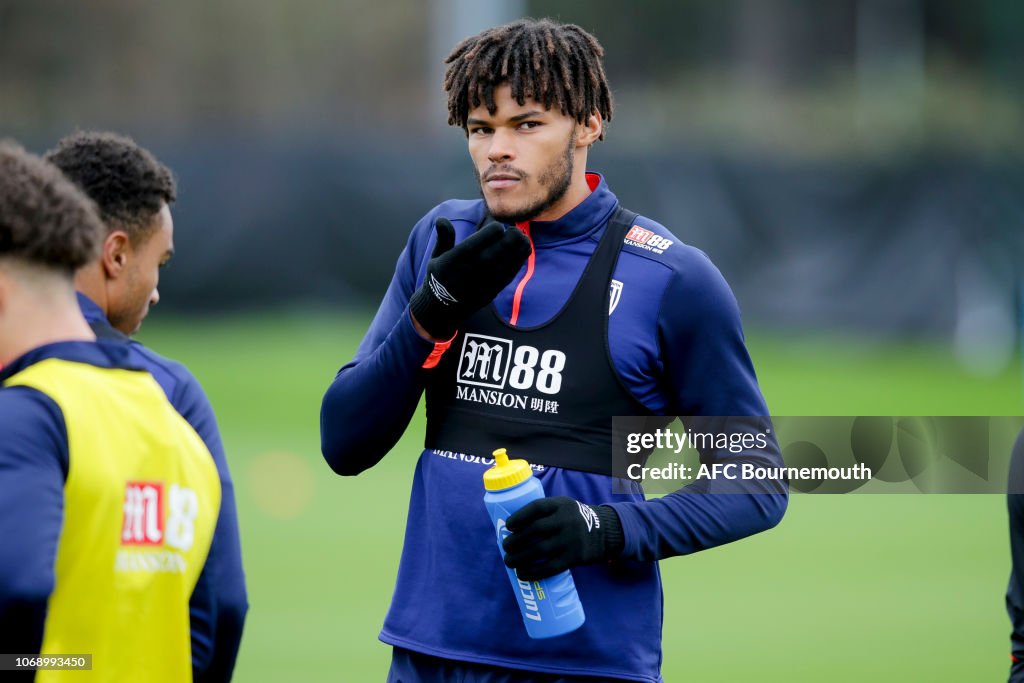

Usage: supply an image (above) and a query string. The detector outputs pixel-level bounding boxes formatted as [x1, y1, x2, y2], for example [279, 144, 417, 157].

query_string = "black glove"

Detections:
[502, 496, 625, 581]
[409, 217, 531, 340]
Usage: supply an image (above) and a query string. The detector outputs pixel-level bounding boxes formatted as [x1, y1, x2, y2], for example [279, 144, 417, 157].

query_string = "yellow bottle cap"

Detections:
[483, 448, 533, 491]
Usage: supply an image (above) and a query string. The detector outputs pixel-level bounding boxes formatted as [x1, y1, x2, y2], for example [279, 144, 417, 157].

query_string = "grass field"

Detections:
[137, 310, 1024, 682]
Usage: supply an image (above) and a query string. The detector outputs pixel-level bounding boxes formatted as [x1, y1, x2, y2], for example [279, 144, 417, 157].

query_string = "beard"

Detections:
[479, 131, 575, 225]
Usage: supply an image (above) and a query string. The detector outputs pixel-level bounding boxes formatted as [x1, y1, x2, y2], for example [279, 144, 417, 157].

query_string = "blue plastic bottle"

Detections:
[483, 448, 585, 638]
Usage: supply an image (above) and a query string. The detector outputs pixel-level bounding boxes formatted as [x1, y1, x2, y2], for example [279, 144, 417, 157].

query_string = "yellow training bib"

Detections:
[5, 358, 221, 682]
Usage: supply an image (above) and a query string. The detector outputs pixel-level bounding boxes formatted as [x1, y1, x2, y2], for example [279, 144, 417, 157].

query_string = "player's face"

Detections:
[467, 84, 581, 224]
[108, 203, 174, 336]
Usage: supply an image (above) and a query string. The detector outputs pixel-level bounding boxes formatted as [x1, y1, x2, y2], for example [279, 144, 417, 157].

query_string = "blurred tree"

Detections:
[0, 0, 1019, 154]
[0, 0, 430, 135]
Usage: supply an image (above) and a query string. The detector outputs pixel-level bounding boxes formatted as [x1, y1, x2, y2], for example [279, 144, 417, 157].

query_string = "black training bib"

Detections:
[424, 206, 671, 475]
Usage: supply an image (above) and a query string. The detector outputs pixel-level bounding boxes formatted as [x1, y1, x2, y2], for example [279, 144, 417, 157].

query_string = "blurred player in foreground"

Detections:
[0, 142, 220, 681]
[322, 18, 787, 682]
[45, 131, 248, 683]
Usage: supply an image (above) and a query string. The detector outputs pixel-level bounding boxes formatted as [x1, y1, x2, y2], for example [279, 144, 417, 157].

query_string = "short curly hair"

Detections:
[0, 141, 104, 275]
[45, 131, 176, 244]
[443, 18, 613, 139]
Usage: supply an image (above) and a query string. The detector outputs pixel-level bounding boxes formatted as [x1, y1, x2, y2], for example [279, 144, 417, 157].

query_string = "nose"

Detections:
[150, 288, 160, 306]
[487, 128, 516, 164]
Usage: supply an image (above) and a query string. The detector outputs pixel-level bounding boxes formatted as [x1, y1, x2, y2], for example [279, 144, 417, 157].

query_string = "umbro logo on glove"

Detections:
[576, 501, 600, 532]
[428, 274, 458, 306]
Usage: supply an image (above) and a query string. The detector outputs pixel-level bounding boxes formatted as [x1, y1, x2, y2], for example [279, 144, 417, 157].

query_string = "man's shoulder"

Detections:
[618, 213, 723, 286]
[0, 384, 64, 424]
[0, 385, 68, 465]
[415, 199, 487, 233]
[126, 340, 196, 383]
[125, 340, 206, 406]
[405, 199, 488, 261]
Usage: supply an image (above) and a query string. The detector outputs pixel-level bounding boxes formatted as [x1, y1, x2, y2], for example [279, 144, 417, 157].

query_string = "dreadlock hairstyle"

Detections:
[444, 18, 613, 140]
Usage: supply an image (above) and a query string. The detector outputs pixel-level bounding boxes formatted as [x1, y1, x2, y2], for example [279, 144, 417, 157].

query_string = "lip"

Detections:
[486, 177, 520, 189]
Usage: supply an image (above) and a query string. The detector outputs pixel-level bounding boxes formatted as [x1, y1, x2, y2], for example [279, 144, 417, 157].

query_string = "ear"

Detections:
[101, 231, 132, 279]
[576, 112, 603, 148]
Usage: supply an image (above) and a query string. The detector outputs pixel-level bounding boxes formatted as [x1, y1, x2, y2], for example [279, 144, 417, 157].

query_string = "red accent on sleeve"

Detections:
[1012, 654, 1020, 663]
[422, 333, 457, 369]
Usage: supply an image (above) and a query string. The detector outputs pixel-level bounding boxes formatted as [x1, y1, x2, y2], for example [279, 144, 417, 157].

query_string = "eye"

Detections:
[518, 121, 541, 130]
[469, 126, 493, 136]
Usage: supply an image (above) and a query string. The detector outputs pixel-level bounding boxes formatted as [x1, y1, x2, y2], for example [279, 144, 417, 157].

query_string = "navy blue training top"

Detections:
[321, 173, 788, 681]
[78, 294, 248, 683]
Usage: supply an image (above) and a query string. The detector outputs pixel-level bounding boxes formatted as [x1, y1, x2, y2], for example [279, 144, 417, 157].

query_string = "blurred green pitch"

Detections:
[137, 311, 1022, 682]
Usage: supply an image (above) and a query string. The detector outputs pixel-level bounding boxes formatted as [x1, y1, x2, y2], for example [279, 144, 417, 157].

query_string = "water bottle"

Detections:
[483, 448, 585, 638]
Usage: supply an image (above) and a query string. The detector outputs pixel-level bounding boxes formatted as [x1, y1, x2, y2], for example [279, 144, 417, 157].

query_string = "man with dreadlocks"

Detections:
[321, 18, 787, 682]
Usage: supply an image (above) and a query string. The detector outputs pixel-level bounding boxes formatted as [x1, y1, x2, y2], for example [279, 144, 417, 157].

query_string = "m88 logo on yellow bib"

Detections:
[117, 481, 201, 574]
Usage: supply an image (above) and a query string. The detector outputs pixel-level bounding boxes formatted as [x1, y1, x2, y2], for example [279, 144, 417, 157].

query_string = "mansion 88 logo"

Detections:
[624, 225, 673, 254]
[117, 481, 200, 574]
[455, 333, 567, 413]
[122, 482, 199, 551]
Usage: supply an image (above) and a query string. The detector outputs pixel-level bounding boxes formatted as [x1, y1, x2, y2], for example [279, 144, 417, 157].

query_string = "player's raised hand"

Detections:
[502, 496, 625, 581]
[409, 217, 531, 340]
